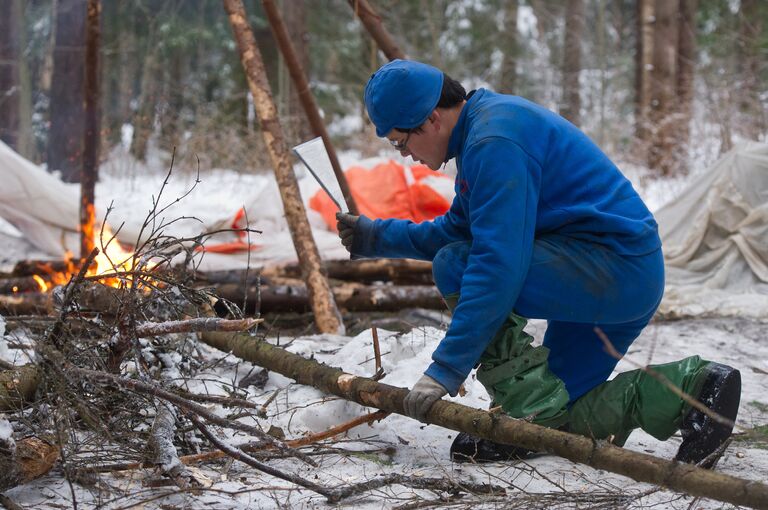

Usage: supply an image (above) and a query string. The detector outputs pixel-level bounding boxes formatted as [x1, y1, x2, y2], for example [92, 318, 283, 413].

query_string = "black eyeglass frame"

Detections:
[389, 129, 414, 151]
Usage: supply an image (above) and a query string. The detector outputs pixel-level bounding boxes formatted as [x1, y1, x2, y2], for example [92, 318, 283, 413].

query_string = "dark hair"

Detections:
[436, 73, 466, 108]
[395, 72, 466, 133]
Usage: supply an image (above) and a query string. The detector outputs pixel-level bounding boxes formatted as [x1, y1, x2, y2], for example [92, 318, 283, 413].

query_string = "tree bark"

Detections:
[347, 0, 406, 61]
[15, 0, 33, 160]
[196, 258, 434, 286]
[0, 0, 20, 150]
[561, 0, 584, 126]
[0, 365, 40, 412]
[81, 0, 100, 258]
[497, 0, 519, 95]
[0, 293, 53, 316]
[223, 0, 343, 335]
[130, 51, 158, 162]
[115, 0, 138, 143]
[212, 281, 443, 314]
[635, 0, 654, 145]
[48, 0, 87, 182]
[736, 0, 766, 140]
[200, 330, 768, 509]
[0, 436, 59, 492]
[261, 258, 434, 285]
[674, 0, 697, 174]
[648, 0, 680, 176]
[148, 402, 195, 488]
[280, 0, 311, 142]
[262, 0, 359, 215]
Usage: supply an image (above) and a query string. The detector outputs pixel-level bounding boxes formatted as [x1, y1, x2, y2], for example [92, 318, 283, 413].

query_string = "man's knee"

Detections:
[432, 241, 471, 295]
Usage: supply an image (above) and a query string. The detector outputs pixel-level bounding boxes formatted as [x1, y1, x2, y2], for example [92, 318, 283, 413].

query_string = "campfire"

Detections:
[2, 224, 141, 296]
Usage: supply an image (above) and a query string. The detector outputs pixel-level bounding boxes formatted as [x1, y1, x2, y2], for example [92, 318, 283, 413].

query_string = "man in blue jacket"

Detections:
[337, 59, 740, 466]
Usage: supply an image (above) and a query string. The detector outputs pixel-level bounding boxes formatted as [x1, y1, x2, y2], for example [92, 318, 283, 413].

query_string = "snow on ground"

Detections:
[1, 147, 767, 508]
[1, 317, 766, 508]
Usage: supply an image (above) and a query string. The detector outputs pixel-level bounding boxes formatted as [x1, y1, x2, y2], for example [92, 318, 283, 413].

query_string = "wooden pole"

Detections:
[223, 0, 343, 334]
[81, 0, 100, 258]
[200, 330, 768, 510]
[262, 0, 359, 215]
[347, 0, 406, 61]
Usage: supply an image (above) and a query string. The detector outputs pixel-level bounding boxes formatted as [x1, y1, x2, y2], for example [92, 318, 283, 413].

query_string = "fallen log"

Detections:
[0, 365, 41, 412]
[0, 436, 59, 492]
[0, 277, 42, 295]
[197, 259, 435, 286]
[212, 282, 444, 314]
[263, 259, 434, 285]
[199, 330, 768, 510]
[12, 259, 75, 277]
[0, 293, 52, 316]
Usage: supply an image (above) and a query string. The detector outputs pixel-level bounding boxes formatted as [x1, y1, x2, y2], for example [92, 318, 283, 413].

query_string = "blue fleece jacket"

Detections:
[351, 89, 660, 396]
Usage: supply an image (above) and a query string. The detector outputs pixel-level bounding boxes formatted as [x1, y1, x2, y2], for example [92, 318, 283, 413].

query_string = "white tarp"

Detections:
[0, 140, 141, 256]
[656, 142, 768, 318]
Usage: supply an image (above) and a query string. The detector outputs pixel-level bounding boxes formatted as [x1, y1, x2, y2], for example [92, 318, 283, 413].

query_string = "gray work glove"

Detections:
[335, 212, 359, 252]
[403, 374, 448, 422]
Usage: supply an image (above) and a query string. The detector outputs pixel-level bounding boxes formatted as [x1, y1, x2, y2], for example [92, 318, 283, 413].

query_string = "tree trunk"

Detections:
[347, 0, 406, 61]
[674, 0, 697, 174]
[648, 0, 679, 176]
[16, 0, 33, 160]
[223, 0, 344, 335]
[262, 0, 359, 215]
[115, 0, 138, 144]
[48, 0, 87, 182]
[497, 0, 519, 95]
[560, 0, 584, 126]
[280, 0, 311, 143]
[199, 330, 768, 509]
[0, 0, 20, 150]
[736, 0, 766, 140]
[634, 0, 654, 145]
[160, 49, 183, 152]
[81, 0, 100, 258]
[130, 51, 158, 162]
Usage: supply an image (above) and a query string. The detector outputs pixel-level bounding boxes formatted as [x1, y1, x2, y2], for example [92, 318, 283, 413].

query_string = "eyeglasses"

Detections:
[389, 130, 413, 152]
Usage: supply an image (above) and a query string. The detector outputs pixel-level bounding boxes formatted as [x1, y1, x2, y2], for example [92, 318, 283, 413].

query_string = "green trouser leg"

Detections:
[444, 293, 570, 429]
[568, 355, 712, 446]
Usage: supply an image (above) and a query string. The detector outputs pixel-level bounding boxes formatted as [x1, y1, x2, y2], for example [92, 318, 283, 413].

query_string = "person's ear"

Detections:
[428, 110, 441, 131]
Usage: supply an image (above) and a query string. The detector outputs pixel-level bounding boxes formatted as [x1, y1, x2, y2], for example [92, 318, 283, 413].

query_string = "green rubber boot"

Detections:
[444, 293, 571, 463]
[444, 293, 570, 427]
[568, 355, 712, 446]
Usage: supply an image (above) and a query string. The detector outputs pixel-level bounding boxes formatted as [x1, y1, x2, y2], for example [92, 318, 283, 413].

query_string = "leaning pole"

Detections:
[200, 330, 768, 510]
[222, 0, 344, 335]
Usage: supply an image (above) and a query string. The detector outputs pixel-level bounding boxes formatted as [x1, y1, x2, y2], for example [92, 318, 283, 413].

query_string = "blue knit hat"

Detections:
[364, 59, 444, 137]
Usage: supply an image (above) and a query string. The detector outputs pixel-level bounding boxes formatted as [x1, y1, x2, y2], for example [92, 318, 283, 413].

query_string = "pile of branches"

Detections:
[0, 187, 503, 508]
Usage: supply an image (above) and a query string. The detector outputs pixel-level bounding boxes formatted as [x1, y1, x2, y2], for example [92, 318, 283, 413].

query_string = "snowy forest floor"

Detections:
[1, 148, 767, 509]
[1, 310, 767, 509]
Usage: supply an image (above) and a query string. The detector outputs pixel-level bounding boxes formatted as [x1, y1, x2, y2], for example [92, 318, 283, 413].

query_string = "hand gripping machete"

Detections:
[292, 137, 349, 213]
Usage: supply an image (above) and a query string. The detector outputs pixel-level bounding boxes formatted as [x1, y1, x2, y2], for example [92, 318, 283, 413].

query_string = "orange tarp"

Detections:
[310, 161, 452, 231]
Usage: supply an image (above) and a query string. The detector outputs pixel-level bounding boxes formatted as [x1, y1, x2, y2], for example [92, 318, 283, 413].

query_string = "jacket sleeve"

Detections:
[350, 189, 470, 261]
[424, 138, 542, 395]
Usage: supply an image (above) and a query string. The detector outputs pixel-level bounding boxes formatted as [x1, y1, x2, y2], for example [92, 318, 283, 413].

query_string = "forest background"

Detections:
[0, 0, 766, 184]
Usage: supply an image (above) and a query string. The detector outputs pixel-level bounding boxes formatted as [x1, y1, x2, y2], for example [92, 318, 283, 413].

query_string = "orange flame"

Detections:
[29, 224, 147, 292]
[90, 224, 138, 288]
[32, 275, 48, 292]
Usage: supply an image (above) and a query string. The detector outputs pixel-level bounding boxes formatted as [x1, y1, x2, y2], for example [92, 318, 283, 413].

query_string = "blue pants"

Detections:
[431, 236, 665, 402]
